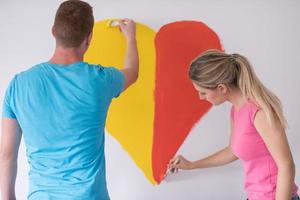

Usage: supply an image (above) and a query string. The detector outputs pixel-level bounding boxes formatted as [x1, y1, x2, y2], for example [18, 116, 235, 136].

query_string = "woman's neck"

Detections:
[227, 88, 248, 110]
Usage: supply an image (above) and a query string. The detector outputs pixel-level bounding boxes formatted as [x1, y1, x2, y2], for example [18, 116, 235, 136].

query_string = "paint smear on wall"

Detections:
[153, 21, 222, 183]
[84, 20, 222, 184]
[84, 19, 157, 184]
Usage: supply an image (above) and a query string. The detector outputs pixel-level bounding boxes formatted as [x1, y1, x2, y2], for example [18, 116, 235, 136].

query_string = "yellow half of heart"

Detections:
[84, 19, 157, 184]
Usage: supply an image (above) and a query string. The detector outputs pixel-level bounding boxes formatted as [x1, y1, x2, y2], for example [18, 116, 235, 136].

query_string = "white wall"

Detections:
[0, 0, 299, 199]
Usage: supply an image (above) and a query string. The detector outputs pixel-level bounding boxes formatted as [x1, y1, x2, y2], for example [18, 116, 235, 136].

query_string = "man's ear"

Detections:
[87, 32, 93, 46]
[217, 84, 228, 94]
[52, 26, 56, 37]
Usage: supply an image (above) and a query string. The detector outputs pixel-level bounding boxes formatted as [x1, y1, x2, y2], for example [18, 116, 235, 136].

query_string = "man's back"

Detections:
[3, 62, 124, 199]
[0, 2, 137, 198]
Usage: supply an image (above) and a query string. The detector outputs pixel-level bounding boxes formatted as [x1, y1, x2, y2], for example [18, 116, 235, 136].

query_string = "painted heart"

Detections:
[84, 20, 222, 184]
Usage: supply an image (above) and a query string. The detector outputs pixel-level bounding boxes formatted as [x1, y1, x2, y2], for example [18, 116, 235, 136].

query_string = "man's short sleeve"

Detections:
[2, 77, 16, 118]
[106, 67, 125, 98]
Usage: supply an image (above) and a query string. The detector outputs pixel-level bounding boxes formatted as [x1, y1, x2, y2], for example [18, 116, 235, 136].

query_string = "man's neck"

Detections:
[49, 45, 84, 65]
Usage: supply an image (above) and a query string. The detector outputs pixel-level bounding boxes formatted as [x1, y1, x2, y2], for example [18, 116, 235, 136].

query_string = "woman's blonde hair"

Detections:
[189, 49, 286, 129]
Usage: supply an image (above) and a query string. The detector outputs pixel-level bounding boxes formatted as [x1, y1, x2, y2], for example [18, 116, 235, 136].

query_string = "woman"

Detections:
[168, 50, 298, 200]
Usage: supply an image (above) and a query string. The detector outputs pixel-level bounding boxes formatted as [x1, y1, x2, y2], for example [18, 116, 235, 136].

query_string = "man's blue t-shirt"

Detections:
[2, 62, 125, 200]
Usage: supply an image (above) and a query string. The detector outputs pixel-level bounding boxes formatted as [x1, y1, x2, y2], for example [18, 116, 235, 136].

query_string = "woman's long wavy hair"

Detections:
[189, 49, 286, 129]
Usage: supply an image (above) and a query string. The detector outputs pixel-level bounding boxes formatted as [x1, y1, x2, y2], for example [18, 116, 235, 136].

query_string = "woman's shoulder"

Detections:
[245, 100, 261, 123]
[246, 100, 260, 110]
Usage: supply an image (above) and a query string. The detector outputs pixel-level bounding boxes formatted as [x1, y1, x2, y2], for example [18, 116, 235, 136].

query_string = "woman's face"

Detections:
[192, 82, 227, 105]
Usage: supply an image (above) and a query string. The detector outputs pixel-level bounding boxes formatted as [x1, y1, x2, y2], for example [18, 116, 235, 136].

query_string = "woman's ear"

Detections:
[217, 84, 228, 94]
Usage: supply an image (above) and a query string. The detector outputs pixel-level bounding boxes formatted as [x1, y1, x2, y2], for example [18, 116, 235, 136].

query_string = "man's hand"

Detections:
[118, 19, 136, 41]
[118, 19, 139, 91]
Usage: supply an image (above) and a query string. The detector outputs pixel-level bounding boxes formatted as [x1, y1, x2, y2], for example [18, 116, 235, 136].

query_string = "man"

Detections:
[0, 0, 138, 199]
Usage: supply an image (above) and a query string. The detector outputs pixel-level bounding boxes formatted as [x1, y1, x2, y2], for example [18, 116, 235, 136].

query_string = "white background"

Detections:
[0, 0, 299, 199]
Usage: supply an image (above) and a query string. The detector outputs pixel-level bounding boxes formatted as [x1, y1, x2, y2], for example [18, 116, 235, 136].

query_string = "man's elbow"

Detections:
[131, 67, 139, 83]
[0, 151, 17, 162]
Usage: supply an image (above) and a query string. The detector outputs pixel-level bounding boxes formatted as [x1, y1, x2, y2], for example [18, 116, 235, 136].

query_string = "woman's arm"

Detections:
[168, 119, 238, 171]
[169, 146, 238, 171]
[254, 110, 295, 200]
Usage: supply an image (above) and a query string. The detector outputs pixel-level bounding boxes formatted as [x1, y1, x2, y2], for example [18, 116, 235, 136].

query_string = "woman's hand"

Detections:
[167, 155, 194, 173]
